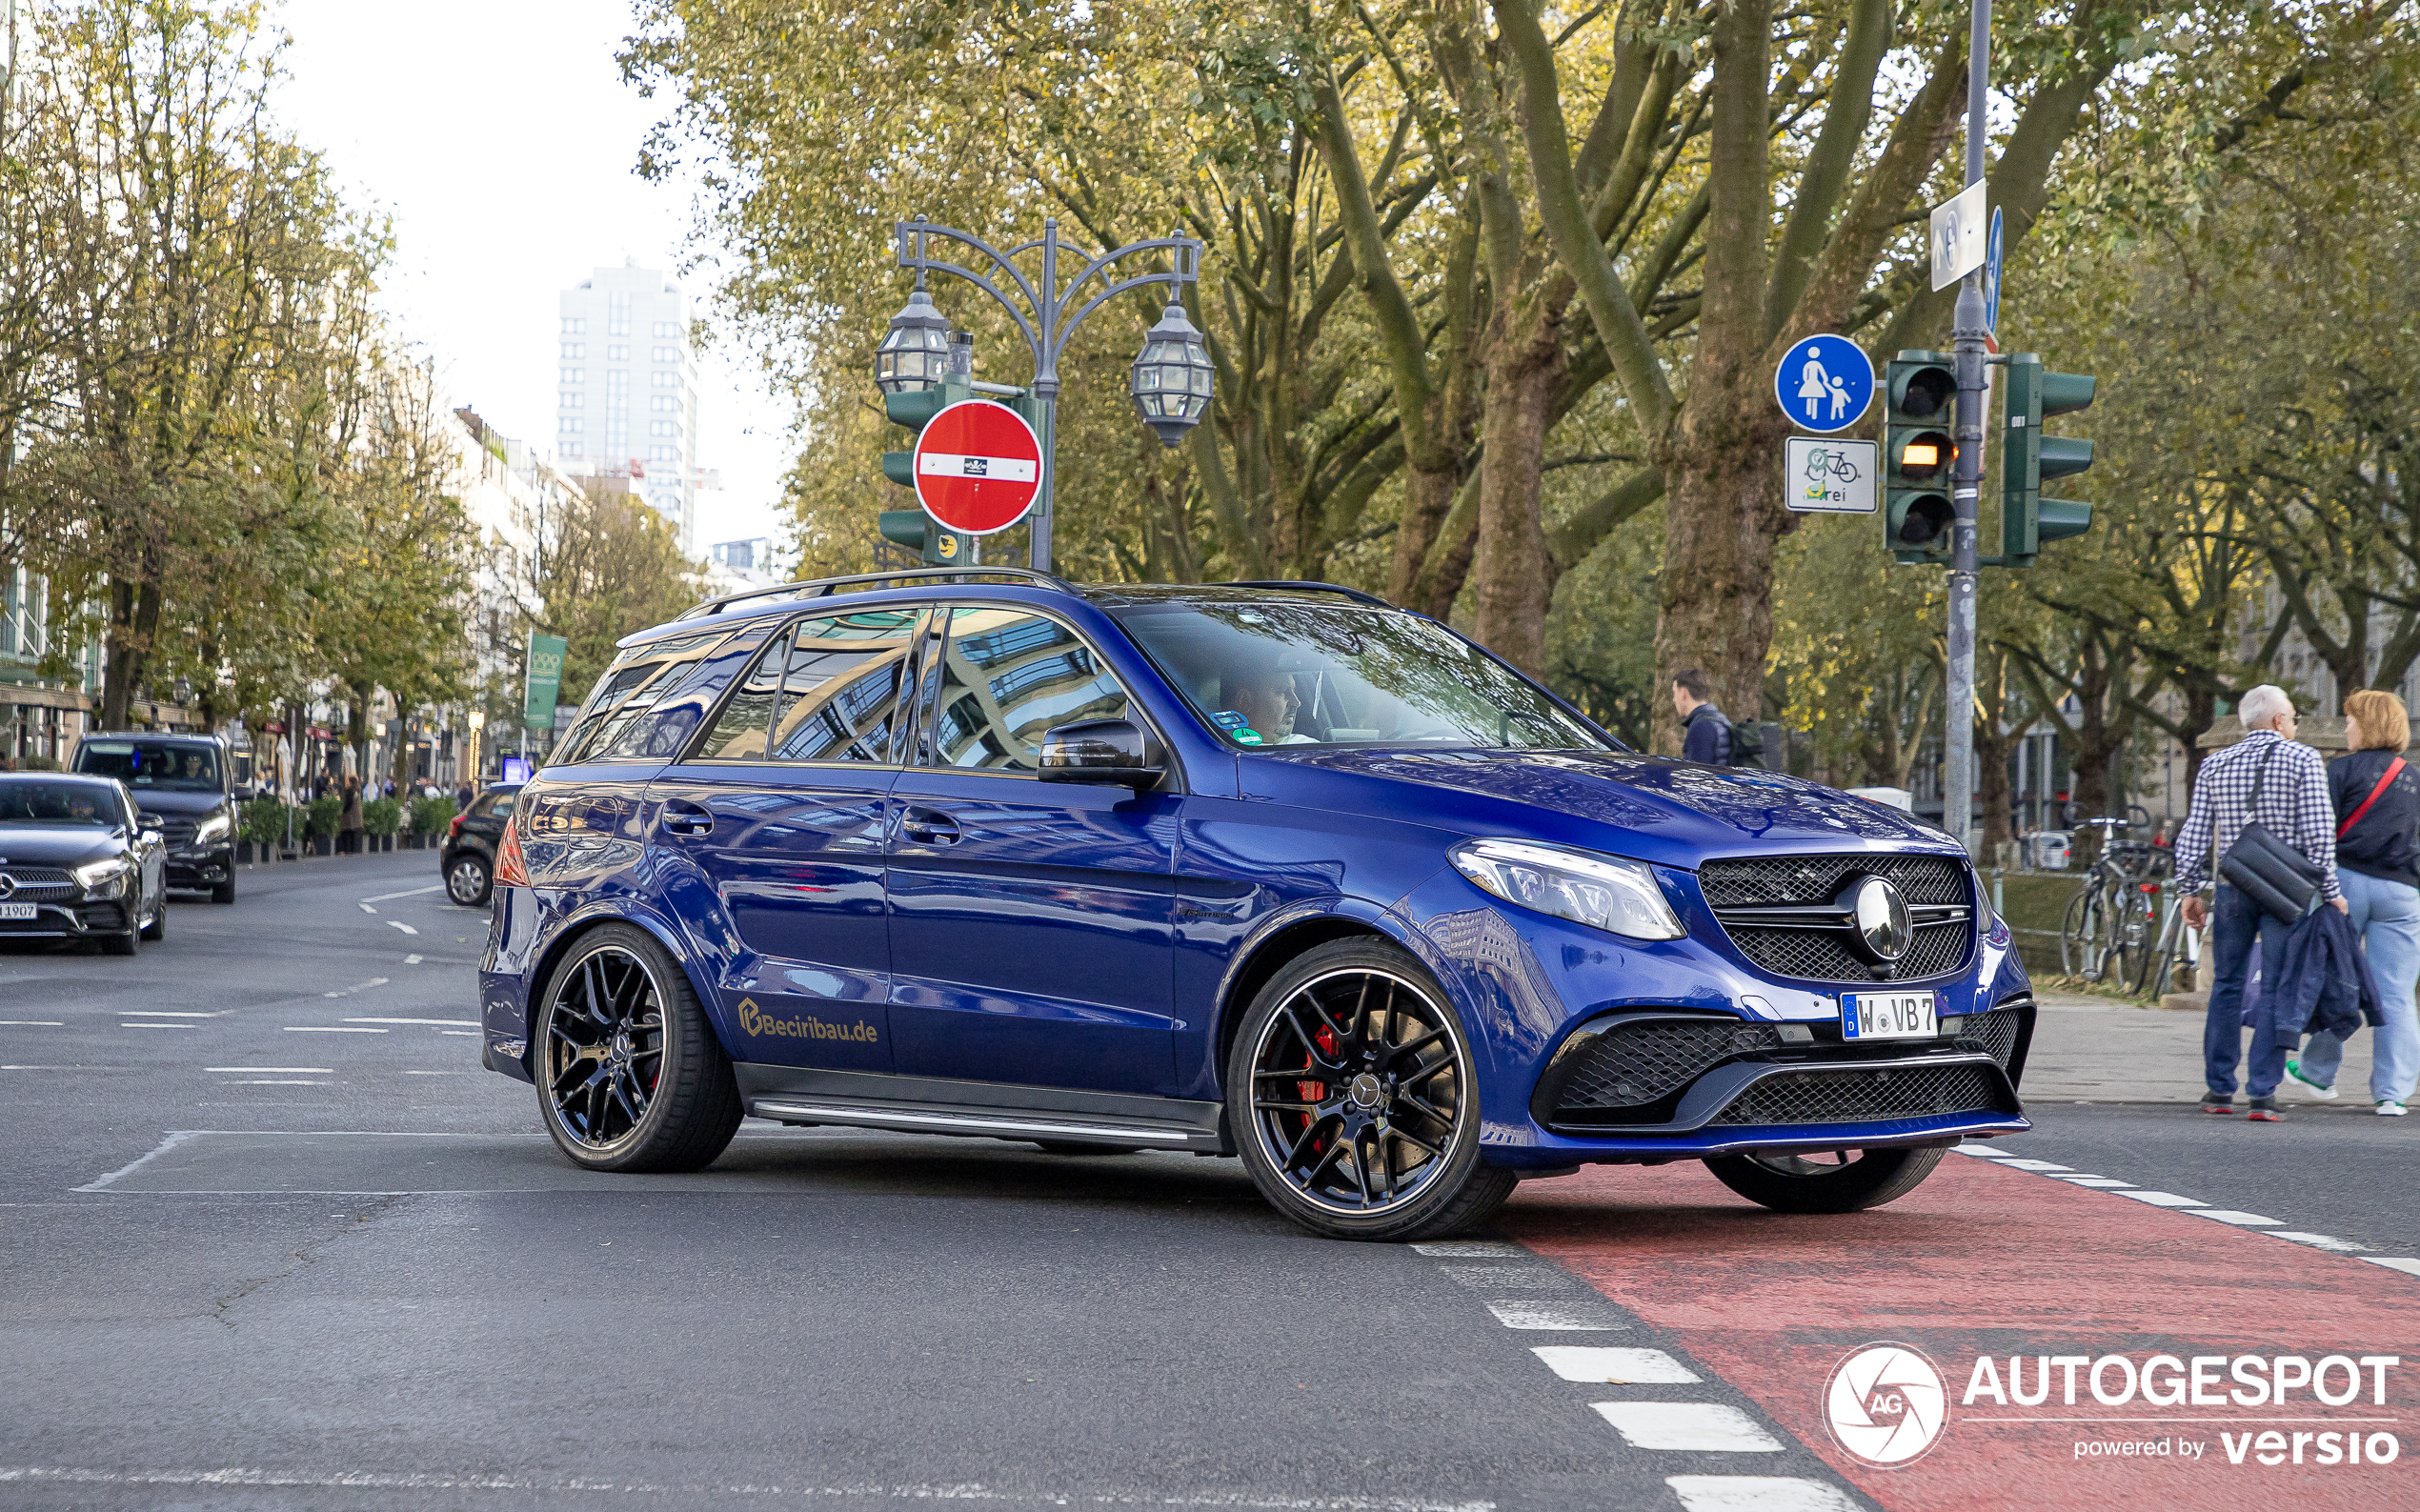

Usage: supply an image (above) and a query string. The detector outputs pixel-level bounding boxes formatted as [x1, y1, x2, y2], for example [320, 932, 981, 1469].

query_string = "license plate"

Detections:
[0, 903, 35, 921]
[1842, 990, 1938, 1040]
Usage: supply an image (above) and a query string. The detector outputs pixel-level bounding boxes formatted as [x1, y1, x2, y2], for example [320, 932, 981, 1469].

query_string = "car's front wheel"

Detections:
[140, 897, 165, 941]
[534, 924, 741, 1173]
[1703, 1146, 1946, 1213]
[1227, 938, 1514, 1241]
[446, 853, 492, 907]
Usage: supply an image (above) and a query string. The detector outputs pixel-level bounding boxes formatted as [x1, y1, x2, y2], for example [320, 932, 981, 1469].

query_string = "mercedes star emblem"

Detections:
[1849, 876, 1911, 962]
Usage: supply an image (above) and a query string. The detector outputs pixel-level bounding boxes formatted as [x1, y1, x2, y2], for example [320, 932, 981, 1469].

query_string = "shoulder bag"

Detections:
[2220, 744, 2327, 923]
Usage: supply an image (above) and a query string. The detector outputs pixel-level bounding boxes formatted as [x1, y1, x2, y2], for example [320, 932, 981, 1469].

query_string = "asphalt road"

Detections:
[3, 854, 2413, 1512]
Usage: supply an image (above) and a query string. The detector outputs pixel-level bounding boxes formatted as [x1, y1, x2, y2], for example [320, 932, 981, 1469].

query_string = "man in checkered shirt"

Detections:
[2172, 684, 2344, 1119]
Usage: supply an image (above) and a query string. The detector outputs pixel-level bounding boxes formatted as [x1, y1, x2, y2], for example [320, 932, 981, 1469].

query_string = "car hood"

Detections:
[0, 826, 124, 868]
[1262, 748, 1958, 869]
[114, 789, 228, 817]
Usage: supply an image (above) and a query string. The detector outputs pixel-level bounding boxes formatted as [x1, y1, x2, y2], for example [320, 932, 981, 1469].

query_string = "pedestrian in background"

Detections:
[1672, 670, 1731, 764]
[338, 776, 364, 857]
[454, 780, 474, 812]
[2287, 689, 2420, 1116]
[2171, 685, 2345, 1120]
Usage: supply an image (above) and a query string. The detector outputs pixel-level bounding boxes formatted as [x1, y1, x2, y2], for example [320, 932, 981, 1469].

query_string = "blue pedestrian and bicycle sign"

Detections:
[1773, 333, 1874, 433]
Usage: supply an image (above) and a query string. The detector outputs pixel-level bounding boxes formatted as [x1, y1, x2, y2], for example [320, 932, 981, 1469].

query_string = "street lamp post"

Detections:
[879, 216, 1208, 574]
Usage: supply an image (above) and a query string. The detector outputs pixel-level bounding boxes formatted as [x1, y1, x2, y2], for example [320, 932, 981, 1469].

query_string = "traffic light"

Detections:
[2001, 353, 2096, 564]
[877, 374, 969, 565]
[1885, 351, 1958, 564]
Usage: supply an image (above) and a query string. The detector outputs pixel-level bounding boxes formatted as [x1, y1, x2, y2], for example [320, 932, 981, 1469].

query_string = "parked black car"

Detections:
[71, 733, 239, 903]
[0, 774, 168, 955]
[442, 783, 523, 907]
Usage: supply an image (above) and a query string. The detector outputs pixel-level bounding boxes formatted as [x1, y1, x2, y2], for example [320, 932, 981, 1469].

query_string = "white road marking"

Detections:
[0, 1021, 63, 1026]
[2365, 1257, 2420, 1276]
[283, 1026, 386, 1034]
[206, 1068, 333, 1074]
[2267, 1232, 2369, 1252]
[358, 903, 377, 914]
[119, 1012, 221, 1018]
[440, 1030, 477, 1036]
[344, 1017, 478, 1027]
[404, 954, 422, 965]
[2054, 1177, 2135, 1187]
[1532, 1346, 1699, 1384]
[1666, 1476, 1862, 1512]
[404, 1070, 471, 1076]
[1442, 1265, 1575, 1290]
[74, 1131, 208, 1192]
[0, 1466, 1492, 1509]
[121, 1023, 193, 1030]
[323, 978, 391, 999]
[224, 1079, 323, 1085]
[1485, 1301, 1627, 1331]
[2193, 1209, 2283, 1226]
[386, 919, 419, 936]
[2111, 1189, 2206, 1207]
[1411, 1240, 1527, 1258]
[1989, 1159, 2072, 1171]
[359, 884, 445, 903]
[1592, 1402, 1784, 1452]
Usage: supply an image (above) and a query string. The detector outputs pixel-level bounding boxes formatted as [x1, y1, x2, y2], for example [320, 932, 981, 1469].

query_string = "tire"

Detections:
[140, 897, 165, 941]
[2108, 889, 2155, 993]
[212, 877, 236, 905]
[534, 923, 741, 1173]
[1226, 937, 1516, 1241]
[1032, 1141, 1145, 1156]
[1703, 1146, 1946, 1214]
[446, 853, 493, 907]
[2059, 887, 2106, 979]
[101, 910, 139, 957]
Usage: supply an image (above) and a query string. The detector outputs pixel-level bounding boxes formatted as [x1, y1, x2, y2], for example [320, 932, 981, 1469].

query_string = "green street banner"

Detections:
[523, 634, 567, 730]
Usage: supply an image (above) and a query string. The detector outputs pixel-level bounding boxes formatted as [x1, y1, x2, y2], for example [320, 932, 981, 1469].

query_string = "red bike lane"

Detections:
[1502, 1152, 2420, 1510]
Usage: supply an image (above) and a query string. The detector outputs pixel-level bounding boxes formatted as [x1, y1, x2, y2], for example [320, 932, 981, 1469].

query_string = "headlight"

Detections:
[1450, 838, 1684, 940]
[72, 857, 131, 898]
[194, 813, 232, 844]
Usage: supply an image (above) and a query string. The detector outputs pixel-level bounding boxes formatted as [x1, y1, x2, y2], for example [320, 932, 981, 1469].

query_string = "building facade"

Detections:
[555, 262, 700, 552]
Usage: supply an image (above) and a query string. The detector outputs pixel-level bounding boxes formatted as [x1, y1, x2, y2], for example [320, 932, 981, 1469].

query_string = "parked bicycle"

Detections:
[2059, 817, 2165, 985]
[2135, 884, 2206, 998]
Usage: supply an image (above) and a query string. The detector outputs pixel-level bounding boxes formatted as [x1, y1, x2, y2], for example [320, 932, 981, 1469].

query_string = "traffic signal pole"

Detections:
[1944, 0, 1992, 857]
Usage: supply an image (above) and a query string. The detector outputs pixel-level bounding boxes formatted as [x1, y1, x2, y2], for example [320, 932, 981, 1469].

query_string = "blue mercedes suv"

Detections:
[478, 569, 2032, 1240]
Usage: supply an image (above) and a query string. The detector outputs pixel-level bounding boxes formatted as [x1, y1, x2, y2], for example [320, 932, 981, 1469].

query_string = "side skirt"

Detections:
[733, 1063, 1230, 1154]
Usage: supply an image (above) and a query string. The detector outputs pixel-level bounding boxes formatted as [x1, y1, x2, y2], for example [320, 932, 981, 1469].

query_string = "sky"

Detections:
[269, 0, 789, 554]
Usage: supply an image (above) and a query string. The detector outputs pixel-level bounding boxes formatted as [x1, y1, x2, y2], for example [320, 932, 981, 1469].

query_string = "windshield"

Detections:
[75, 740, 221, 792]
[0, 780, 123, 827]
[1111, 600, 1616, 752]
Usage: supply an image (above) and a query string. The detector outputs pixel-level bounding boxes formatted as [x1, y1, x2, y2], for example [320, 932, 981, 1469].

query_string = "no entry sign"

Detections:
[912, 400, 1043, 535]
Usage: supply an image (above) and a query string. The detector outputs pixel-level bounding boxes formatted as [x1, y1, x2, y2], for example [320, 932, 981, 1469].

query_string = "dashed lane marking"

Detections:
[358, 884, 445, 903]
[72, 1130, 208, 1192]
[119, 1012, 222, 1018]
[2268, 1231, 2370, 1251]
[283, 1026, 386, 1034]
[2052, 1176, 2135, 1187]
[386, 920, 418, 935]
[1665, 1476, 1862, 1512]
[357, 903, 377, 914]
[2365, 1257, 2420, 1276]
[404, 954, 422, 965]
[1531, 1346, 1700, 1384]
[1590, 1402, 1785, 1453]
[343, 1017, 478, 1027]
[2193, 1208, 2285, 1225]
[224, 1079, 323, 1085]
[121, 1023, 193, 1030]
[322, 978, 390, 999]
[441, 1030, 477, 1036]
[2109, 1188, 2207, 1206]
[1409, 1240, 1526, 1258]
[1483, 1300, 1628, 1331]
[1441, 1264, 1579, 1291]
[205, 1068, 333, 1074]
[0, 1021, 63, 1026]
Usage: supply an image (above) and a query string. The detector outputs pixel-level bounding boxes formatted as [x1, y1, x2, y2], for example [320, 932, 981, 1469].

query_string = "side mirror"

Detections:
[232, 785, 257, 802]
[1039, 718, 1165, 788]
[140, 830, 162, 848]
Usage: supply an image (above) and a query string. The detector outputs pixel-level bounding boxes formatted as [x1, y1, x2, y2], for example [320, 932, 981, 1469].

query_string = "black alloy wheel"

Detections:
[1228, 938, 1515, 1241]
[140, 896, 165, 941]
[535, 923, 741, 1172]
[446, 853, 493, 907]
[1703, 1145, 1946, 1213]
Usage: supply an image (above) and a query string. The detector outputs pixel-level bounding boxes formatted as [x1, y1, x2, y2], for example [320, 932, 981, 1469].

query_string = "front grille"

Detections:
[155, 818, 198, 846]
[1555, 1018, 1785, 1115]
[1702, 854, 1972, 984]
[1953, 1008, 2022, 1067]
[0, 865, 75, 901]
[1711, 1063, 2003, 1126]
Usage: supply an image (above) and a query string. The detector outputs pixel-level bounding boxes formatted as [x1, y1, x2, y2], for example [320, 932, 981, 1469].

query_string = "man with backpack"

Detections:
[1672, 669, 1762, 767]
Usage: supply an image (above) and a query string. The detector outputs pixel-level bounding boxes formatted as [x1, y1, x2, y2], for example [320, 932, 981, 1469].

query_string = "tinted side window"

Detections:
[691, 608, 920, 764]
[926, 608, 1130, 772]
[552, 631, 730, 766]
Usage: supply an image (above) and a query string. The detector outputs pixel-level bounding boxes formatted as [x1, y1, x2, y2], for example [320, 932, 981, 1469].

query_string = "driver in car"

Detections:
[1224, 653, 1314, 744]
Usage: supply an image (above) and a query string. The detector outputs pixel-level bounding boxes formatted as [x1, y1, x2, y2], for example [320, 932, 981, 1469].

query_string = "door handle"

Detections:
[900, 808, 961, 845]
[661, 799, 714, 837]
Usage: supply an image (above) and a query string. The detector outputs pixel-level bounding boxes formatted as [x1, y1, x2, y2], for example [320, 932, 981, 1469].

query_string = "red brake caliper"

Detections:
[1299, 1024, 1339, 1155]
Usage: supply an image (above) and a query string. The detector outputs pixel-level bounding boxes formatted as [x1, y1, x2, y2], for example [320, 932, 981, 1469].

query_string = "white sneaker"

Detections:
[2285, 1059, 2340, 1100]
[2378, 1100, 2409, 1117]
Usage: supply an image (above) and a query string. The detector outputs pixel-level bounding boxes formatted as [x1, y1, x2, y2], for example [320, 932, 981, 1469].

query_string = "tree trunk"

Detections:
[100, 578, 164, 731]
[1388, 465, 1461, 608]
[1649, 438, 1785, 752]
[1469, 304, 1563, 671]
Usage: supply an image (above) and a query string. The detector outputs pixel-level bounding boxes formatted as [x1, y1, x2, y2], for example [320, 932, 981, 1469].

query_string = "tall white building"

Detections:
[555, 262, 700, 552]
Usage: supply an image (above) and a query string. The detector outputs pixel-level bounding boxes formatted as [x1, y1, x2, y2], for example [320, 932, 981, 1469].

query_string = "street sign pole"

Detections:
[1945, 0, 1992, 857]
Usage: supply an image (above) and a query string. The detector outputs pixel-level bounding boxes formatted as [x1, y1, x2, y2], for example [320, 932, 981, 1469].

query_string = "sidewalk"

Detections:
[2024, 988, 2386, 1106]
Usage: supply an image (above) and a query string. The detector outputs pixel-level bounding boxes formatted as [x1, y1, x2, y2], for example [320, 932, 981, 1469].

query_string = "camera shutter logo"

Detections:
[1825, 1342, 1947, 1467]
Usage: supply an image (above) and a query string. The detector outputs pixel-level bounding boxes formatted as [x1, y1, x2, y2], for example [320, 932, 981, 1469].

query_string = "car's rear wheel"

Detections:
[1703, 1146, 1946, 1213]
[535, 924, 741, 1172]
[446, 853, 492, 907]
[1227, 938, 1514, 1241]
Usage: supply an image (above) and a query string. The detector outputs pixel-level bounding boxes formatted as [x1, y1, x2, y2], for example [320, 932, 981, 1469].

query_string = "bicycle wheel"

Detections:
[2108, 888, 2157, 994]
[2060, 886, 2107, 979]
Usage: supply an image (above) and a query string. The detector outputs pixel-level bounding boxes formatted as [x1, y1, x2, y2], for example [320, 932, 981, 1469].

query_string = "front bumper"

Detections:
[166, 845, 232, 889]
[0, 898, 132, 940]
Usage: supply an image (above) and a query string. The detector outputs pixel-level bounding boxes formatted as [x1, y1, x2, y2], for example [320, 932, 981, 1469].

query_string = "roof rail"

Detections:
[675, 566, 1077, 621]
[1219, 579, 1398, 610]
